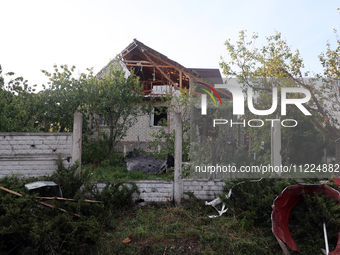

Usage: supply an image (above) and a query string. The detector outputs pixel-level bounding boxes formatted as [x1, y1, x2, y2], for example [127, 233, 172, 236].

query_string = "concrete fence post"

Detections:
[72, 112, 83, 175]
[174, 111, 183, 206]
[171, 89, 183, 206]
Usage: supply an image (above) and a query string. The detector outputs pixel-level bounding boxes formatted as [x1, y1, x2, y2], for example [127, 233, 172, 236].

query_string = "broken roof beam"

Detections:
[123, 60, 171, 68]
[138, 48, 178, 89]
[140, 49, 214, 86]
[125, 63, 171, 68]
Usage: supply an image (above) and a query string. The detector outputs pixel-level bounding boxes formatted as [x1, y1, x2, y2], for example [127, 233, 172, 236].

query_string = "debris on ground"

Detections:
[123, 149, 170, 174]
[271, 183, 340, 255]
[25, 181, 63, 198]
[0, 184, 102, 218]
[205, 178, 263, 218]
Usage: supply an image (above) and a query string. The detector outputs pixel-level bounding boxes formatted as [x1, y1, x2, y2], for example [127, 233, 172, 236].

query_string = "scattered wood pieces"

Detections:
[0, 186, 102, 203]
[0, 185, 101, 218]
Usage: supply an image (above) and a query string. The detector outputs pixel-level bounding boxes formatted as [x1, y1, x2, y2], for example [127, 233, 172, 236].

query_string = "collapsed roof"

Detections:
[97, 39, 231, 98]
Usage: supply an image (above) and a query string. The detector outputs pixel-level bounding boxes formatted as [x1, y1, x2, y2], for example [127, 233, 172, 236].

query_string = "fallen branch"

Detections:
[35, 196, 102, 203]
[37, 201, 83, 218]
[0, 186, 22, 197]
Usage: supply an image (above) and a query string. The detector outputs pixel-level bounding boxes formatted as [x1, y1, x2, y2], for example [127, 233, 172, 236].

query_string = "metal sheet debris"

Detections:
[25, 181, 59, 190]
[271, 183, 340, 255]
[25, 181, 63, 198]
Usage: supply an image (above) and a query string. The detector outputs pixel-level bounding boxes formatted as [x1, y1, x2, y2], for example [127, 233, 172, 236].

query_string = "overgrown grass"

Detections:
[88, 164, 175, 181]
[88, 200, 282, 255]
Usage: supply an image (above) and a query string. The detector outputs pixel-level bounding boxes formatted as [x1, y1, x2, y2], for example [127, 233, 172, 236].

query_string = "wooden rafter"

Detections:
[138, 48, 178, 89]
[179, 70, 182, 88]
[125, 63, 171, 68]
[140, 49, 214, 86]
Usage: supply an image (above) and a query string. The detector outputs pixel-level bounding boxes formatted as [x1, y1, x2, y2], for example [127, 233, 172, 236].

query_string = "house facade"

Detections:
[96, 39, 232, 153]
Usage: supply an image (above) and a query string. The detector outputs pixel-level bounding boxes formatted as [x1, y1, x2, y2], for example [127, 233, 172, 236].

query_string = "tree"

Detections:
[38, 65, 92, 132]
[220, 30, 340, 140]
[219, 30, 338, 166]
[86, 62, 151, 163]
[0, 65, 37, 132]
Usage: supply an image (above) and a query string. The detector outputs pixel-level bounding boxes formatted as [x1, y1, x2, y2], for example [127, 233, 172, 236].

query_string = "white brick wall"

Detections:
[96, 179, 225, 203]
[99, 105, 180, 143]
[183, 179, 225, 200]
[122, 114, 168, 142]
[0, 133, 73, 178]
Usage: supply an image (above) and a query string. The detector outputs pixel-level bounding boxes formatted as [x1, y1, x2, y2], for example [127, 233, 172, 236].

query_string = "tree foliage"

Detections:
[86, 62, 151, 162]
[38, 64, 92, 132]
[148, 88, 191, 162]
[220, 30, 338, 165]
[0, 65, 37, 132]
[220, 30, 340, 140]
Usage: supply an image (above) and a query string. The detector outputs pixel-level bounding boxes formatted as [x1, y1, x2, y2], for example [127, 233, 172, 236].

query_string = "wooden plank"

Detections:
[179, 70, 182, 88]
[125, 64, 171, 68]
[0, 186, 22, 197]
[0, 186, 84, 217]
[38, 201, 83, 218]
[35, 196, 103, 203]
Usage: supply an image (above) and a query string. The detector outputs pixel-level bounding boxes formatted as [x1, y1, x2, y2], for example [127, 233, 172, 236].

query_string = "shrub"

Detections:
[0, 158, 137, 254]
[82, 134, 110, 165]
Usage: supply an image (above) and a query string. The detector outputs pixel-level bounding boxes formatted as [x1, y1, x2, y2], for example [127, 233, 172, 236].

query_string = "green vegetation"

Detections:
[147, 89, 191, 162]
[219, 30, 337, 166]
[0, 158, 137, 254]
[85, 62, 152, 163]
[222, 178, 340, 254]
[1, 8, 340, 255]
[89, 201, 282, 255]
[0, 66, 37, 132]
[0, 173, 285, 254]
[89, 164, 174, 181]
[3, 171, 340, 254]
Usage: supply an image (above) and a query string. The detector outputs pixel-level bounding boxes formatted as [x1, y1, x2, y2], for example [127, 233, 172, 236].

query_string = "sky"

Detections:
[1, 0, 339, 91]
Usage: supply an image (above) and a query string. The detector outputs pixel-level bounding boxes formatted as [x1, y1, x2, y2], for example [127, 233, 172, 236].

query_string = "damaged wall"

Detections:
[96, 179, 224, 203]
[0, 133, 73, 178]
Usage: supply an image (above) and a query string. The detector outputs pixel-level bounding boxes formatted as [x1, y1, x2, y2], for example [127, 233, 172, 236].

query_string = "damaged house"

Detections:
[95, 39, 242, 157]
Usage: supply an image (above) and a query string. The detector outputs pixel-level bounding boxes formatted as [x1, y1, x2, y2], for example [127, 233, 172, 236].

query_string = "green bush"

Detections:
[82, 133, 111, 165]
[0, 159, 137, 254]
[289, 192, 340, 254]
[222, 178, 298, 229]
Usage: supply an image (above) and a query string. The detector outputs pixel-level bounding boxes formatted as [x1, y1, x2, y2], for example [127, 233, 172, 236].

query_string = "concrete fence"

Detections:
[0, 111, 225, 203]
[0, 112, 83, 178]
[0, 133, 73, 178]
[96, 179, 225, 203]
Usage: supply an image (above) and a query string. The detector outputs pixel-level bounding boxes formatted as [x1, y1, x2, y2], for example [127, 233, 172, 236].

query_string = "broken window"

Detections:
[150, 107, 168, 126]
